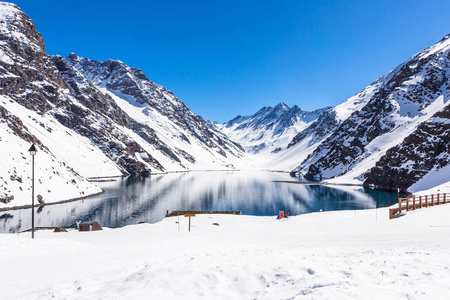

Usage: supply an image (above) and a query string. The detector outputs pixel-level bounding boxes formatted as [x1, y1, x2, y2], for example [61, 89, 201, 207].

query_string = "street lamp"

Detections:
[28, 144, 37, 238]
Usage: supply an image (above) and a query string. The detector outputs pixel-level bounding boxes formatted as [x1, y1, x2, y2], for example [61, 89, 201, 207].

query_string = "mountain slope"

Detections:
[58, 53, 245, 168]
[288, 34, 450, 191]
[0, 2, 246, 208]
[364, 102, 450, 192]
[0, 2, 106, 205]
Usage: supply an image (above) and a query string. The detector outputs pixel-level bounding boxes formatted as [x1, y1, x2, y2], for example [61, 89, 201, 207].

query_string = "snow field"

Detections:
[1, 202, 450, 299]
[0, 94, 121, 206]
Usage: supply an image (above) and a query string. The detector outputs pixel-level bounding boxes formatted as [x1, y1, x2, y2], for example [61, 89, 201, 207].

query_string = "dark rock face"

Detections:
[364, 104, 450, 191]
[0, 3, 67, 113]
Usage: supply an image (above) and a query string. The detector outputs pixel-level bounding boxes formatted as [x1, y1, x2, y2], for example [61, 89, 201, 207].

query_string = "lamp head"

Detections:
[28, 144, 37, 156]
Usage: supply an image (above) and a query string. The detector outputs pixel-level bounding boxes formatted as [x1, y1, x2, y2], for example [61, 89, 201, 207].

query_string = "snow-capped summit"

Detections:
[217, 103, 329, 157]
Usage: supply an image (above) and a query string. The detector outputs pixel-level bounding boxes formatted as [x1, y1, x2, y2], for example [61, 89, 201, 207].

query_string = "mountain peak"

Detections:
[68, 52, 79, 60]
[252, 106, 273, 117]
[0, 2, 20, 10]
[274, 102, 289, 111]
[439, 33, 450, 42]
[0, 2, 45, 52]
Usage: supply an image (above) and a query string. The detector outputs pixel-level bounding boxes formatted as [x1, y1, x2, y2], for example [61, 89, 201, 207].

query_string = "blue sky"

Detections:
[14, 0, 450, 123]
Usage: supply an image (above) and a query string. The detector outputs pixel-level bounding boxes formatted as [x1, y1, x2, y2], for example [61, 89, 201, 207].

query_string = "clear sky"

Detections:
[13, 0, 450, 123]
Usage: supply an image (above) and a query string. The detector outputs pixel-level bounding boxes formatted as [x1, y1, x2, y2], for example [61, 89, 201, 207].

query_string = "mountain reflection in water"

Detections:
[0, 171, 399, 233]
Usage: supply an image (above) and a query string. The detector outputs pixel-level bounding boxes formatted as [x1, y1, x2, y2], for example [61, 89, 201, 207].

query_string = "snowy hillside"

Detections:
[0, 2, 247, 208]
[0, 2, 109, 206]
[216, 103, 329, 163]
[54, 53, 247, 171]
[286, 34, 450, 191]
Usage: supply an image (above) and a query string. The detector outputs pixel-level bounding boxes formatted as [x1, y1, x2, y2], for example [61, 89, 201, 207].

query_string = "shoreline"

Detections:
[0, 170, 243, 212]
[0, 189, 105, 212]
[272, 180, 325, 185]
[272, 180, 364, 188]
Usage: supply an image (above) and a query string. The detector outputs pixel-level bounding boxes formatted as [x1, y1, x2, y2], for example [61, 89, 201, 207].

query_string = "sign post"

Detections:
[185, 214, 195, 232]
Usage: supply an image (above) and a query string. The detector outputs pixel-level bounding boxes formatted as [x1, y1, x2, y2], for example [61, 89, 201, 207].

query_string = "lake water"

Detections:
[0, 171, 400, 233]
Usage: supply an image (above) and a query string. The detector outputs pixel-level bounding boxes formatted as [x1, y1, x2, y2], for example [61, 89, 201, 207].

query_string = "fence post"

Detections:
[406, 197, 409, 211]
[413, 196, 415, 210]
[425, 195, 428, 207]
[398, 197, 402, 213]
[431, 194, 434, 206]
[444, 193, 447, 204]
[419, 195, 422, 208]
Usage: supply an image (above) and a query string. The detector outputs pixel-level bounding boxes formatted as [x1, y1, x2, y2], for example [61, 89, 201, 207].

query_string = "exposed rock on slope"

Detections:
[364, 103, 450, 191]
[0, 3, 103, 204]
[218, 102, 329, 156]
[59, 53, 245, 164]
[0, 2, 246, 207]
[289, 34, 450, 191]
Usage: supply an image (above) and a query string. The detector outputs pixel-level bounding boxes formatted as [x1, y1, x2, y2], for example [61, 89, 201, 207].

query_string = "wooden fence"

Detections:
[389, 193, 448, 219]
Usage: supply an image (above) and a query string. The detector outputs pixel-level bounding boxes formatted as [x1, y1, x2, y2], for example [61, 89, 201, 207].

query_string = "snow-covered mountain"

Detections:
[287, 34, 450, 192]
[1, 1, 449, 209]
[53, 53, 245, 170]
[0, 2, 246, 207]
[216, 102, 329, 158]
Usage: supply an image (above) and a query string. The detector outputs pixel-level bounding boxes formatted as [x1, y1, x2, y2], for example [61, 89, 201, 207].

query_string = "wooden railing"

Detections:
[166, 211, 241, 217]
[389, 193, 448, 219]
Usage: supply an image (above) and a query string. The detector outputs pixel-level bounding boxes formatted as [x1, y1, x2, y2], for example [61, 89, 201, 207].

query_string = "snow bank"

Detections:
[1, 203, 450, 299]
[411, 178, 450, 197]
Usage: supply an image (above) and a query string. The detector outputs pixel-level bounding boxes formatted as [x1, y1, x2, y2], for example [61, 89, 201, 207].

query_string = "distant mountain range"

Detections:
[0, 2, 449, 207]
[216, 103, 330, 156]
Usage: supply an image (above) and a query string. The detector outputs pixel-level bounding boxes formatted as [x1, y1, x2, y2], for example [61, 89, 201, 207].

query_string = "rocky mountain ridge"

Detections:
[287, 34, 450, 192]
[0, 2, 246, 207]
[217, 102, 329, 156]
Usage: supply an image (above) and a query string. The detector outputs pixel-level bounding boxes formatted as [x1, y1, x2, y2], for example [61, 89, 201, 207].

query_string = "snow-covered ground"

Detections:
[1, 185, 450, 299]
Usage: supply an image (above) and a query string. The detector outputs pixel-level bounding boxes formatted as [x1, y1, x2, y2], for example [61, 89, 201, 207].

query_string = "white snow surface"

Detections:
[101, 88, 251, 172]
[0, 95, 114, 206]
[409, 164, 450, 194]
[2, 192, 450, 299]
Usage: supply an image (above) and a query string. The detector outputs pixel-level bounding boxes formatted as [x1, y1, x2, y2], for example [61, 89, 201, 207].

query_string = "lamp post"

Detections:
[28, 144, 37, 238]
